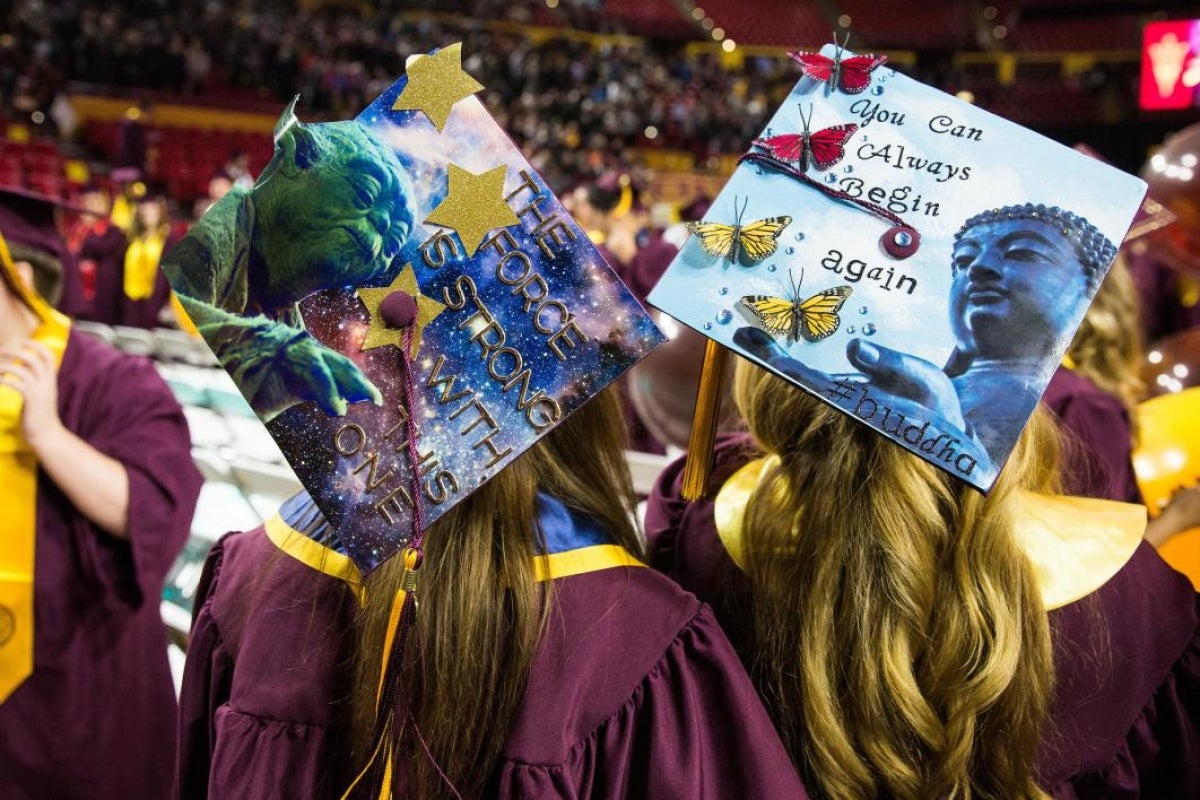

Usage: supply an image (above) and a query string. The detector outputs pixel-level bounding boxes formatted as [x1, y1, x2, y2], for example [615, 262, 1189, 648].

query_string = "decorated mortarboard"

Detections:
[647, 36, 1146, 494]
[160, 43, 664, 573]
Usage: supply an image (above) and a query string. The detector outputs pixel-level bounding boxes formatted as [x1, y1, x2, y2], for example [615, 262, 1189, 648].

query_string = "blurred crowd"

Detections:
[3, 0, 797, 187]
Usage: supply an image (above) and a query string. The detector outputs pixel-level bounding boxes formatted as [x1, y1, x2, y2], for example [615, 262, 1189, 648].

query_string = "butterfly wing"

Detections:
[687, 221, 738, 260]
[752, 133, 810, 164]
[740, 295, 796, 339]
[788, 51, 836, 83]
[797, 286, 853, 341]
[837, 54, 888, 94]
[806, 124, 859, 169]
[734, 216, 793, 263]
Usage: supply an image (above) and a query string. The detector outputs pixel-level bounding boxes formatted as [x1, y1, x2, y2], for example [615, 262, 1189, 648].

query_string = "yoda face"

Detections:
[250, 112, 417, 311]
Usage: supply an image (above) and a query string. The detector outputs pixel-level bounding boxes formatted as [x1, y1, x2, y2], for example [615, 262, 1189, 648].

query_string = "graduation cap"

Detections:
[0, 187, 68, 311]
[159, 43, 665, 574]
[648, 39, 1146, 496]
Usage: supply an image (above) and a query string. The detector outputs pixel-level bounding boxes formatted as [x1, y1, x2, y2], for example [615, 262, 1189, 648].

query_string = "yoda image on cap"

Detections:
[162, 100, 417, 421]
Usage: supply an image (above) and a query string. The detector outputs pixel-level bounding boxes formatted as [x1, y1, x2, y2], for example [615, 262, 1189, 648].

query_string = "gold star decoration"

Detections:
[391, 42, 484, 132]
[357, 264, 446, 359]
[425, 164, 519, 258]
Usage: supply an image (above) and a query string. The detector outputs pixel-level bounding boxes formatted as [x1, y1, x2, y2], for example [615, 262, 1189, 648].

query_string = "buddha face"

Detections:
[949, 217, 1090, 361]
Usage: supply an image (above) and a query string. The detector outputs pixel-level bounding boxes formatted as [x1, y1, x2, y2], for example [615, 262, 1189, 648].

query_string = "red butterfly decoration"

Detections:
[788, 40, 887, 95]
[753, 105, 858, 170]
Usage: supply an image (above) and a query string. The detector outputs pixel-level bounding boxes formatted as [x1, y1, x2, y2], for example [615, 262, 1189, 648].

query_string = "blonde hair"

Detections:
[733, 361, 1058, 800]
[350, 387, 640, 799]
[1065, 253, 1145, 419]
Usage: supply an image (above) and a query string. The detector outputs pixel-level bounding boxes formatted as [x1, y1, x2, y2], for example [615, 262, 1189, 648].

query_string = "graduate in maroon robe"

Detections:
[0, 191, 202, 798]
[178, 488, 809, 799]
[169, 96, 805, 794]
[118, 189, 179, 329]
[60, 185, 127, 325]
[647, 422, 1200, 798]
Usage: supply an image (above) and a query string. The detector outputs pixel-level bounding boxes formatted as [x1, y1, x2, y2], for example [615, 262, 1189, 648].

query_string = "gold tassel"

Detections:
[341, 549, 422, 800]
[681, 339, 730, 501]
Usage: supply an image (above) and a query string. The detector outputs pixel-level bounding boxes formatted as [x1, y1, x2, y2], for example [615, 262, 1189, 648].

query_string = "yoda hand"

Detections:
[273, 330, 382, 418]
[204, 315, 382, 421]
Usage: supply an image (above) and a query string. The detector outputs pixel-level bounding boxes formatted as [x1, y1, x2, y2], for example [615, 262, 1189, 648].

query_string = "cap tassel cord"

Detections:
[342, 327, 461, 800]
[681, 339, 730, 501]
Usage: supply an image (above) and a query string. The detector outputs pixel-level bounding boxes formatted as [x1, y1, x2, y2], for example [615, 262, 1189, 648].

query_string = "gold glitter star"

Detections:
[391, 42, 484, 132]
[357, 264, 446, 359]
[425, 164, 519, 258]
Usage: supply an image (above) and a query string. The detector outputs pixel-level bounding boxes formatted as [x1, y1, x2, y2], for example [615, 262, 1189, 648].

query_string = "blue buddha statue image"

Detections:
[736, 203, 1116, 482]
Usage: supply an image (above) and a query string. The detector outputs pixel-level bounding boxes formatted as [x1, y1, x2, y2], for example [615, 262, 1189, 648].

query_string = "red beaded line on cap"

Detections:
[739, 150, 921, 260]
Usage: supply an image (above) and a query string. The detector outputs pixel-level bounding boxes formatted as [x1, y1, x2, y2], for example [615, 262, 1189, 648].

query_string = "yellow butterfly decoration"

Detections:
[741, 270, 853, 343]
[687, 197, 791, 265]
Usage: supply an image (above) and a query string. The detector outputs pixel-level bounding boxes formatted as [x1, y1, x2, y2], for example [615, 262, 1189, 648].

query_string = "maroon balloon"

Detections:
[1142, 123, 1200, 277]
[1143, 328, 1200, 397]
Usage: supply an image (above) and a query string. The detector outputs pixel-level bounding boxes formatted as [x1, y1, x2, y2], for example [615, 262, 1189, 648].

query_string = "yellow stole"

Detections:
[0, 310, 70, 703]
[123, 232, 167, 300]
[713, 457, 1147, 611]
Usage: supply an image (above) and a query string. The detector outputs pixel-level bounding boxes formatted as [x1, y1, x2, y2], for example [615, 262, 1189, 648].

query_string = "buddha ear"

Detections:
[272, 96, 320, 172]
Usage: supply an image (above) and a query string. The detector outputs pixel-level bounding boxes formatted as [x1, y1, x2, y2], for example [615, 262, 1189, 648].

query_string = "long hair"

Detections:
[350, 387, 640, 799]
[733, 361, 1058, 800]
[1064, 253, 1145, 420]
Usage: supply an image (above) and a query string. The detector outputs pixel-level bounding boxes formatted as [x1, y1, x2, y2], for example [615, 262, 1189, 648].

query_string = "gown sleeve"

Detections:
[176, 529, 357, 800]
[1041, 542, 1200, 799]
[1051, 597, 1200, 799]
[175, 536, 233, 800]
[64, 339, 202, 609]
[493, 603, 810, 799]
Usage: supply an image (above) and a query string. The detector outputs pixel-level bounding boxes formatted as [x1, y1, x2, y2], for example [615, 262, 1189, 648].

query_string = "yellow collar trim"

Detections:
[713, 457, 1146, 611]
[264, 514, 365, 604]
[265, 517, 642, 597]
[532, 544, 644, 582]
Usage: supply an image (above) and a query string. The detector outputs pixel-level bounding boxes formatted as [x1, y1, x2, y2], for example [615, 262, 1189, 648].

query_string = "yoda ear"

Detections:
[273, 95, 300, 143]
[272, 95, 320, 170]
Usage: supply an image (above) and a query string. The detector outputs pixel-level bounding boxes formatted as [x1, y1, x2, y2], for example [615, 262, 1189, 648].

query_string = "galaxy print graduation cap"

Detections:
[648, 38, 1147, 496]
[161, 43, 664, 573]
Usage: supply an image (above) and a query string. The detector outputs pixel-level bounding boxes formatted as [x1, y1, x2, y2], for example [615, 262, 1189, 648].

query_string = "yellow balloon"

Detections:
[1134, 387, 1200, 587]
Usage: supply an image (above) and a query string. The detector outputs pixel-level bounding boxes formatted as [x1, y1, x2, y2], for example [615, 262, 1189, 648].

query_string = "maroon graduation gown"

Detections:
[1042, 367, 1141, 503]
[0, 330, 202, 798]
[61, 221, 128, 325]
[646, 434, 1200, 799]
[1126, 248, 1200, 344]
[177, 514, 810, 798]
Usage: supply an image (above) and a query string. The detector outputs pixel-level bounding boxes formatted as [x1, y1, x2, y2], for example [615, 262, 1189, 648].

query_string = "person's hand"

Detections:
[0, 341, 64, 450]
[1146, 484, 1200, 548]
[276, 332, 381, 417]
[845, 338, 967, 431]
